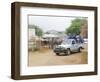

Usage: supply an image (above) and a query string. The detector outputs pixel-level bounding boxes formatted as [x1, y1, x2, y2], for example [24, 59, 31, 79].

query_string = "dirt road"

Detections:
[28, 45, 87, 66]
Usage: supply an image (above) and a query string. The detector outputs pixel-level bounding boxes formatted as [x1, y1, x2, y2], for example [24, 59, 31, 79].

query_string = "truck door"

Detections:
[72, 40, 78, 51]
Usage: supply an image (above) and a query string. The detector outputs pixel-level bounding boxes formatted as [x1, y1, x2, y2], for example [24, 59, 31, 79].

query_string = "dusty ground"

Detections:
[28, 44, 88, 67]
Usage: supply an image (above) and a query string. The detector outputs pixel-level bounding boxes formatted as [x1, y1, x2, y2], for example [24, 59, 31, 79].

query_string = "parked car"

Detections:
[84, 38, 88, 44]
[54, 39, 84, 55]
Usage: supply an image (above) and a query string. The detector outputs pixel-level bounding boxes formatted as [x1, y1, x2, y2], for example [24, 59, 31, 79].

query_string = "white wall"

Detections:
[0, 0, 100, 82]
[29, 29, 35, 40]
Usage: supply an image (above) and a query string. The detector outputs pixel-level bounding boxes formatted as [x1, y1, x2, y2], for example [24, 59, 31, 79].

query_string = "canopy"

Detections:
[43, 34, 58, 38]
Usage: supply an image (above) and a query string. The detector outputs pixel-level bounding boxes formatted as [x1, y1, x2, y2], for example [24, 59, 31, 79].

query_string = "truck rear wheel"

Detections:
[78, 47, 81, 52]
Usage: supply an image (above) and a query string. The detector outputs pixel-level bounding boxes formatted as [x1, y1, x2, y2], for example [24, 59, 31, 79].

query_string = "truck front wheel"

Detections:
[56, 53, 60, 55]
[65, 49, 71, 55]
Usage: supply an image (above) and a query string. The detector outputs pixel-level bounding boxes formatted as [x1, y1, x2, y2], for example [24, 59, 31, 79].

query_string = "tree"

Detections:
[65, 18, 87, 35]
[80, 19, 88, 38]
[29, 24, 43, 37]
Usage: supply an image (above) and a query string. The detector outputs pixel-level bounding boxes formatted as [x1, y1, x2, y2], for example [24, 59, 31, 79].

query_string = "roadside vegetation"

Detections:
[65, 18, 88, 38]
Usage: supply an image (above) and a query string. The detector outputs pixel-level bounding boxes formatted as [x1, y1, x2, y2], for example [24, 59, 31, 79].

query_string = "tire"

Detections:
[56, 53, 60, 55]
[78, 47, 81, 52]
[66, 49, 71, 55]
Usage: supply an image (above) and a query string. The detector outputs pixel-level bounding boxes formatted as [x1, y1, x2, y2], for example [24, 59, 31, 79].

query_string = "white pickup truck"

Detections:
[54, 39, 84, 55]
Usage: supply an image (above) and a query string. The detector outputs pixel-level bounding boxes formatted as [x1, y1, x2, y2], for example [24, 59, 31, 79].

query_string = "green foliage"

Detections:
[29, 24, 43, 37]
[65, 18, 87, 35]
[35, 27, 43, 37]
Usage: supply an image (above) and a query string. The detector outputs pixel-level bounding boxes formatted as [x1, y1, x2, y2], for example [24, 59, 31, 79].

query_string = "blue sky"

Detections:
[28, 15, 82, 32]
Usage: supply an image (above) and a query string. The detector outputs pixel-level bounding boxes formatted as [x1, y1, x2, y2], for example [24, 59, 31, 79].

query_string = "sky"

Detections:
[28, 15, 81, 32]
